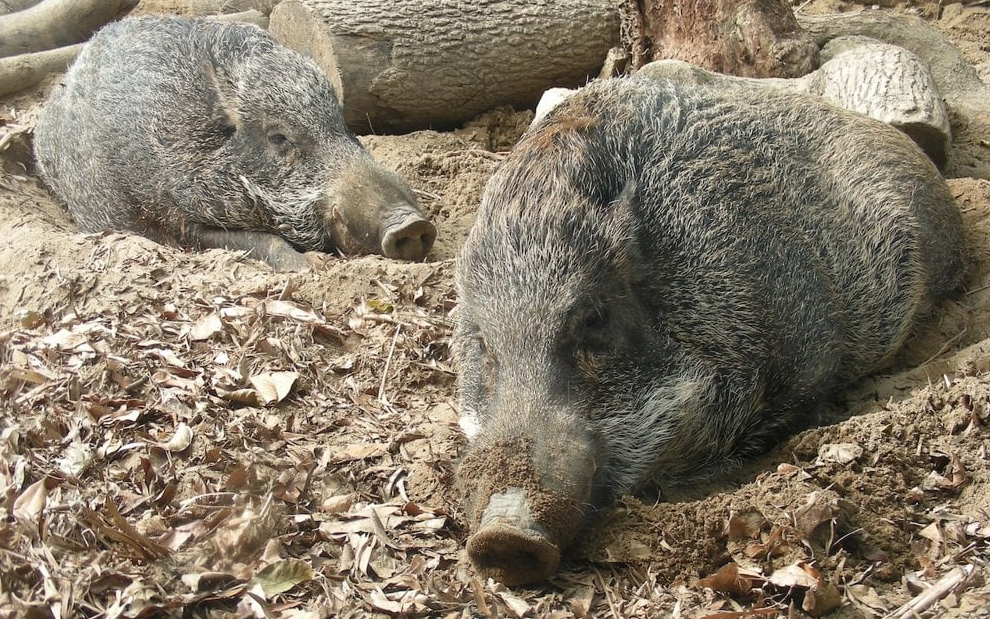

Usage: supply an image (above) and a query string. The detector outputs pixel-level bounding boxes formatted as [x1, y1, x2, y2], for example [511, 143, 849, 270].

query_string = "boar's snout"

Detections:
[381, 212, 436, 260]
[327, 157, 436, 260]
[467, 522, 560, 586]
[466, 487, 562, 586]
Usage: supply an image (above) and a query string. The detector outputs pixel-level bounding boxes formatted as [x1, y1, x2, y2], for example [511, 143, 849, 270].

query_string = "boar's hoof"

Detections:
[467, 521, 560, 586]
[381, 214, 436, 260]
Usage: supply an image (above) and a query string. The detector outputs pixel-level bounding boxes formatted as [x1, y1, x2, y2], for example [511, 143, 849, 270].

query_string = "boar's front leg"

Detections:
[192, 227, 311, 271]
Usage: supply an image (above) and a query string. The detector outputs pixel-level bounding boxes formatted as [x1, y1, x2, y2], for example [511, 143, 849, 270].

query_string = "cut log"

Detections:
[209, 8, 267, 28]
[188, 0, 277, 16]
[269, 0, 620, 133]
[639, 0, 818, 77]
[0, 43, 82, 98]
[639, 38, 951, 167]
[0, 0, 138, 58]
[796, 11, 988, 120]
[534, 39, 952, 167]
[0, 0, 41, 15]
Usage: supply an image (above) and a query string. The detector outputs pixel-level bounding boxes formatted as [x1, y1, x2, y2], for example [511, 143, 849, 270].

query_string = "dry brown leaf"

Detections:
[224, 388, 262, 407]
[766, 562, 819, 589]
[249, 371, 298, 405]
[251, 559, 314, 599]
[793, 491, 845, 537]
[321, 494, 355, 514]
[189, 313, 223, 341]
[802, 580, 842, 617]
[744, 526, 791, 559]
[264, 300, 323, 324]
[698, 562, 756, 596]
[496, 589, 531, 618]
[13, 478, 49, 523]
[332, 443, 386, 463]
[42, 328, 94, 352]
[570, 584, 594, 618]
[918, 522, 943, 544]
[4, 368, 51, 386]
[147, 347, 187, 368]
[57, 441, 93, 477]
[370, 587, 403, 614]
[727, 509, 767, 540]
[160, 422, 193, 452]
[817, 442, 863, 465]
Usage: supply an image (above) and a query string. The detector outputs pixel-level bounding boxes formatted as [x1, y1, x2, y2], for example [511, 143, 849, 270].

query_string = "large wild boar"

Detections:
[454, 74, 964, 585]
[34, 16, 436, 271]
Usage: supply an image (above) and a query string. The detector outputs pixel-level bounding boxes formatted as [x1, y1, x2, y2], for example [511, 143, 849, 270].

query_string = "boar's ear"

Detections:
[202, 59, 240, 139]
[608, 179, 646, 285]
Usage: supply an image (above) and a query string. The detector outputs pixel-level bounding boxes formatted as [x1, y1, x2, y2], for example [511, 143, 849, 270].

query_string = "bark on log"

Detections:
[0, 0, 41, 15]
[796, 11, 987, 120]
[637, 38, 951, 167]
[640, 0, 818, 77]
[0, 43, 82, 97]
[189, 0, 277, 16]
[209, 9, 267, 28]
[269, 0, 620, 133]
[0, 0, 138, 58]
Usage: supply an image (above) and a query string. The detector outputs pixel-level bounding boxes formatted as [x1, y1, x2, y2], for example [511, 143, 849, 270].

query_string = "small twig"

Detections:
[920, 326, 967, 367]
[699, 606, 780, 619]
[413, 188, 442, 201]
[377, 323, 401, 404]
[793, 0, 815, 13]
[965, 282, 990, 295]
[881, 564, 978, 619]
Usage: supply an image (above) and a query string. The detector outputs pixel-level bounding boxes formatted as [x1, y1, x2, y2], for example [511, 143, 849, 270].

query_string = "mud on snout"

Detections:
[457, 437, 596, 586]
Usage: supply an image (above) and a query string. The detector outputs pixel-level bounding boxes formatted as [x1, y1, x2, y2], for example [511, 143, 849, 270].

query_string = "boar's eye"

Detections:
[478, 337, 498, 393]
[574, 306, 616, 357]
[580, 308, 611, 340]
[267, 130, 295, 154]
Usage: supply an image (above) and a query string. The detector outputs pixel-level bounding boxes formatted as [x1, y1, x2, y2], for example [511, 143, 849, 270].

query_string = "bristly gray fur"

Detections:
[35, 15, 433, 269]
[455, 74, 964, 530]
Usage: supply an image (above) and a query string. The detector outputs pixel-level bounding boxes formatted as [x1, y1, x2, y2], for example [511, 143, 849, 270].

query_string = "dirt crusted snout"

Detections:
[458, 437, 597, 586]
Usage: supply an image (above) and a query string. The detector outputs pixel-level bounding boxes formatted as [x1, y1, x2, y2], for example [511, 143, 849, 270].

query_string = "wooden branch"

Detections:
[0, 43, 81, 98]
[209, 9, 268, 29]
[881, 565, 978, 619]
[0, 0, 138, 59]
[269, 0, 620, 133]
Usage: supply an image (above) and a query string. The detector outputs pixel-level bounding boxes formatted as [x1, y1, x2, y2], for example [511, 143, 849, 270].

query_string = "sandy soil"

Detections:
[0, 2, 989, 618]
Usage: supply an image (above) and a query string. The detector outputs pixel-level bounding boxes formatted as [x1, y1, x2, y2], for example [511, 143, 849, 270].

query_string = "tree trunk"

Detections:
[209, 8, 267, 28]
[0, 0, 138, 58]
[0, 43, 82, 97]
[269, 0, 620, 134]
[639, 0, 817, 77]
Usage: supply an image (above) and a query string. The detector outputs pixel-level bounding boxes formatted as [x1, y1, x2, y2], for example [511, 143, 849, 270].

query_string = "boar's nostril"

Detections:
[381, 215, 437, 260]
[466, 521, 561, 586]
